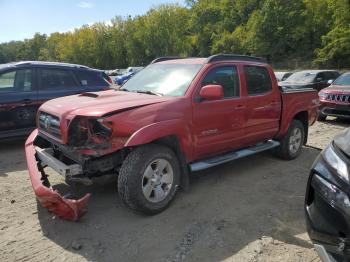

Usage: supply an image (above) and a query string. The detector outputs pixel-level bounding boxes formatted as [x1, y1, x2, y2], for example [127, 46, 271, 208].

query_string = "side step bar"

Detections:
[190, 140, 280, 172]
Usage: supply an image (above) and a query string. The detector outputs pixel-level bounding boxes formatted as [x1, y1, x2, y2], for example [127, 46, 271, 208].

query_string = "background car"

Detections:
[114, 67, 144, 85]
[305, 128, 350, 262]
[106, 68, 124, 76]
[126, 66, 144, 73]
[318, 72, 350, 121]
[0, 61, 112, 139]
[275, 71, 293, 82]
[279, 70, 340, 91]
[114, 71, 135, 85]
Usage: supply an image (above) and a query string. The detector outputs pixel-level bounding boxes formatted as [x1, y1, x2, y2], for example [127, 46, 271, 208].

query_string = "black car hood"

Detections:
[334, 128, 350, 157]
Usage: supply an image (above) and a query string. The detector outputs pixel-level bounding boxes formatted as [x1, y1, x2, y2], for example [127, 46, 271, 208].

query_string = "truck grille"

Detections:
[326, 94, 350, 103]
[38, 112, 61, 139]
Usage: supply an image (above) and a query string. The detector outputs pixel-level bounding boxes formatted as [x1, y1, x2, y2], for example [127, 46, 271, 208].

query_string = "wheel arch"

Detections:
[124, 120, 192, 190]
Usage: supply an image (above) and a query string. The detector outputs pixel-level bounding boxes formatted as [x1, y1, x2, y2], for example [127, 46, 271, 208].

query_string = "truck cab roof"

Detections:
[153, 54, 267, 65]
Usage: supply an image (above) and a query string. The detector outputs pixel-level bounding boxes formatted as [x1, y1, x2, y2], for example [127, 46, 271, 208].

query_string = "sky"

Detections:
[0, 0, 185, 43]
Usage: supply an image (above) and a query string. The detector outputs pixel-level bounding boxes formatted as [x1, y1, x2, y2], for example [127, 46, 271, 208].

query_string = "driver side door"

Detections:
[192, 65, 247, 160]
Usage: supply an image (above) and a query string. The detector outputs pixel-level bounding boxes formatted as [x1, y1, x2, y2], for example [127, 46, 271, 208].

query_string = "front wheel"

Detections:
[118, 144, 180, 215]
[276, 120, 305, 160]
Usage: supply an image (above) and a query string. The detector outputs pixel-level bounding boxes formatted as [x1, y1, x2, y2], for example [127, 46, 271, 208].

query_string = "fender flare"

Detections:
[124, 119, 193, 190]
[124, 119, 193, 161]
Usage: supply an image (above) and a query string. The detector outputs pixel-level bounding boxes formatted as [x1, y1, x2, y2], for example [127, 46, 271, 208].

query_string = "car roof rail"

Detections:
[150, 56, 183, 64]
[13, 61, 90, 69]
[206, 54, 267, 63]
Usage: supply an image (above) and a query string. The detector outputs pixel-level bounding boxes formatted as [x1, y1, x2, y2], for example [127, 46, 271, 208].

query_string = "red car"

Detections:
[318, 72, 350, 120]
[25, 55, 319, 220]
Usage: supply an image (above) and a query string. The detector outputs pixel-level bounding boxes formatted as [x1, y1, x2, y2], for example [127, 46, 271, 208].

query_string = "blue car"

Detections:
[114, 71, 135, 85]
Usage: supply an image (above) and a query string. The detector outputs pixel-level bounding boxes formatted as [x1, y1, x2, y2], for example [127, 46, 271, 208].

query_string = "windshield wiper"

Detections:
[119, 88, 130, 92]
[136, 90, 163, 96]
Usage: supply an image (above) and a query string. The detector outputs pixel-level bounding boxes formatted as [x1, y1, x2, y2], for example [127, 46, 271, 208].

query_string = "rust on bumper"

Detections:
[25, 129, 91, 221]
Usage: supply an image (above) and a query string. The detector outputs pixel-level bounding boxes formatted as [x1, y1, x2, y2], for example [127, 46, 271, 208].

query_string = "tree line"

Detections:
[0, 0, 349, 69]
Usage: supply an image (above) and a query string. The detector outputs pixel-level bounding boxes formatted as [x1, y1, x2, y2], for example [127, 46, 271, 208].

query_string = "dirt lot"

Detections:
[0, 119, 348, 262]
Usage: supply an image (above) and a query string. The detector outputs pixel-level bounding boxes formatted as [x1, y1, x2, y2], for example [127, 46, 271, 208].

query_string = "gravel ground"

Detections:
[0, 119, 348, 262]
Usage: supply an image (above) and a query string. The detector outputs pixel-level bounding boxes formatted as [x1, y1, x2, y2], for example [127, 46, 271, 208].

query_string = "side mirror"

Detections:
[199, 84, 224, 100]
[327, 79, 334, 85]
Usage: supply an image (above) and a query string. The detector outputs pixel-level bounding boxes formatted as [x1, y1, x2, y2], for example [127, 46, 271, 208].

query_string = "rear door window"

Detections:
[39, 69, 77, 90]
[74, 70, 107, 86]
[244, 66, 272, 95]
[0, 69, 33, 92]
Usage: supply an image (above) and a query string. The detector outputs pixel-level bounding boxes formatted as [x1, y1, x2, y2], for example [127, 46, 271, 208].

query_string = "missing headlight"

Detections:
[90, 118, 112, 137]
[67, 117, 89, 146]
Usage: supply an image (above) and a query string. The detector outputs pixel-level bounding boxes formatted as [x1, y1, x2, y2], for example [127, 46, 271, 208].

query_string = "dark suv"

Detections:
[279, 70, 340, 92]
[0, 61, 112, 139]
[305, 128, 350, 261]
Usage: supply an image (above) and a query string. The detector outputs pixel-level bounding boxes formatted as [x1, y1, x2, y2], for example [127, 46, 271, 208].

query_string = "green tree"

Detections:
[314, 0, 350, 67]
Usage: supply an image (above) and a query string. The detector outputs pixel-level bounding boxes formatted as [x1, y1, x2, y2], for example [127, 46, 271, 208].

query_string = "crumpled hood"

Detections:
[334, 128, 350, 158]
[322, 85, 350, 94]
[40, 90, 172, 118]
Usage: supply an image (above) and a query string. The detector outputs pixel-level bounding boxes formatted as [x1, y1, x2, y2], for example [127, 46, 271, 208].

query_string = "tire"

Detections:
[317, 114, 326, 121]
[276, 120, 305, 160]
[118, 144, 180, 215]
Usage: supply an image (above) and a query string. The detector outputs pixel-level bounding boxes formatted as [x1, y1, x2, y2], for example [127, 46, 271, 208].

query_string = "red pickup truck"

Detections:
[25, 55, 319, 220]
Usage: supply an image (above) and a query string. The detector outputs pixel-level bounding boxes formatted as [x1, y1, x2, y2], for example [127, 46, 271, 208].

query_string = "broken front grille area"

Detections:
[38, 112, 61, 139]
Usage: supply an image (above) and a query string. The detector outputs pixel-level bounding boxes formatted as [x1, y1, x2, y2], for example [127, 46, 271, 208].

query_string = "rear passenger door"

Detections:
[37, 68, 81, 104]
[0, 68, 37, 134]
[243, 65, 281, 144]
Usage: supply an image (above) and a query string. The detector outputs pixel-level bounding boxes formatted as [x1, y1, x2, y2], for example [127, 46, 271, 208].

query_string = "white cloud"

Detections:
[77, 1, 94, 9]
[104, 20, 113, 27]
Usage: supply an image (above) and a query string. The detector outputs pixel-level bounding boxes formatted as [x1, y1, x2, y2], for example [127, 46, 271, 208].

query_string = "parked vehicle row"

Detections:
[275, 69, 350, 122]
[25, 54, 318, 221]
[278, 70, 340, 92]
[0, 61, 112, 139]
[106, 66, 144, 77]
[114, 66, 144, 85]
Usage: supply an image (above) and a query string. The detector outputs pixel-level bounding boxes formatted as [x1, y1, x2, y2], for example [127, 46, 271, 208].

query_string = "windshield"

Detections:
[121, 63, 202, 96]
[284, 71, 316, 83]
[333, 73, 350, 86]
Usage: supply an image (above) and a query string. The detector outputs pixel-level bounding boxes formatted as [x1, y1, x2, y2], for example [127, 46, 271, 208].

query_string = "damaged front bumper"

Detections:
[25, 129, 91, 221]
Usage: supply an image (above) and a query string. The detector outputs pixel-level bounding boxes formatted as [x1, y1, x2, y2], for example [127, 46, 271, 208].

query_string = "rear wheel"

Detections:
[118, 144, 180, 215]
[276, 120, 305, 160]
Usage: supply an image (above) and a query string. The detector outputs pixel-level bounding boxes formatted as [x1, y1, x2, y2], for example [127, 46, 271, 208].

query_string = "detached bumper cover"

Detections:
[25, 129, 91, 221]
